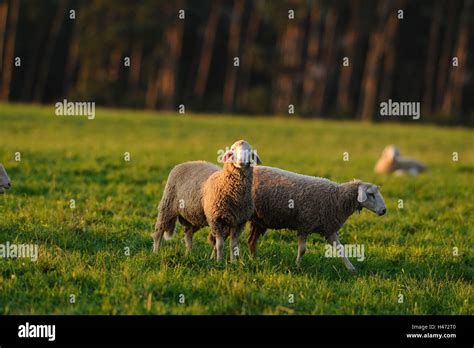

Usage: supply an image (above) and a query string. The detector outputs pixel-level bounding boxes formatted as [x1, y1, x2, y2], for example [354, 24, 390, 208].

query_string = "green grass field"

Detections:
[0, 103, 472, 315]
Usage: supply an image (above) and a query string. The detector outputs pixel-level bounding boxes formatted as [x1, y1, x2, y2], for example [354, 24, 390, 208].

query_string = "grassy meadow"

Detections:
[0, 103, 472, 314]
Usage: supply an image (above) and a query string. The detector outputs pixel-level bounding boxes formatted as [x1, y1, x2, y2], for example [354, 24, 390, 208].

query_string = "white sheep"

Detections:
[0, 164, 11, 194]
[375, 145, 427, 175]
[247, 166, 386, 271]
[152, 140, 262, 262]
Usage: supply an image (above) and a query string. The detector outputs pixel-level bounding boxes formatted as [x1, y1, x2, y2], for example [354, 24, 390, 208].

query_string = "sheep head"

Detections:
[385, 144, 400, 160]
[223, 140, 262, 169]
[374, 144, 399, 174]
[357, 182, 386, 216]
[0, 164, 11, 194]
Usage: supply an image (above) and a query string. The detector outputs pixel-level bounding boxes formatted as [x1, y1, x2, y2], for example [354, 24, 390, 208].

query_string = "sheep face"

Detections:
[0, 165, 11, 194]
[357, 183, 386, 216]
[223, 140, 262, 169]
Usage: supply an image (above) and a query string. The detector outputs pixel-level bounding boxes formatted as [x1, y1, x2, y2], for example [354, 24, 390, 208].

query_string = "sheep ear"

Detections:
[251, 151, 262, 165]
[357, 185, 367, 203]
[223, 150, 233, 163]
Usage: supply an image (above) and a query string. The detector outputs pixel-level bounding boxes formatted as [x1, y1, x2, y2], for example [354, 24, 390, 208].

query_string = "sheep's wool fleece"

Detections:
[252, 166, 360, 238]
[158, 161, 254, 232]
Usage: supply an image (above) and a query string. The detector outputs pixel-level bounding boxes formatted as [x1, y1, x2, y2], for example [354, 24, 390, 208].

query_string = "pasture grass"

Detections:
[0, 103, 472, 314]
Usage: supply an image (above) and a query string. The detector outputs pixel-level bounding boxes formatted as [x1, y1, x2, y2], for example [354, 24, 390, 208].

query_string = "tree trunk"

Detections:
[128, 39, 143, 92]
[0, 0, 19, 101]
[359, 1, 405, 122]
[272, 16, 304, 114]
[145, 45, 160, 110]
[336, 1, 359, 114]
[236, 0, 262, 111]
[422, 1, 443, 114]
[194, 1, 221, 101]
[223, 0, 245, 112]
[313, 6, 338, 114]
[441, 0, 472, 115]
[435, 1, 456, 111]
[108, 48, 122, 83]
[76, 63, 90, 93]
[379, 4, 403, 101]
[146, 2, 185, 110]
[145, 71, 160, 110]
[33, 0, 69, 102]
[301, 0, 322, 114]
[22, 23, 48, 101]
[63, 39, 79, 97]
[157, 6, 185, 110]
[359, 2, 389, 121]
[0, 1, 8, 72]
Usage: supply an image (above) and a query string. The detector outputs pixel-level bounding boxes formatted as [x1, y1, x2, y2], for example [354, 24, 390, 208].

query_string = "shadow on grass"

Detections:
[146, 237, 470, 285]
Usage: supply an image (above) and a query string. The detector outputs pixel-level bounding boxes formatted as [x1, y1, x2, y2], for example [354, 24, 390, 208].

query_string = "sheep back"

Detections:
[252, 166, 341, 235]
[159, 161, 221, 228]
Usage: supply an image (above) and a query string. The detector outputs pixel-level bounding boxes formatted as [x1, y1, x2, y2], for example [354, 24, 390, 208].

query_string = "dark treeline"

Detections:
[0, 0, 473, 124]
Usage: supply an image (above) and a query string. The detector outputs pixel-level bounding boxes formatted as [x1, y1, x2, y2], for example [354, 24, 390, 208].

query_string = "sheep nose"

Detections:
[379, 208, 386, 216]
[7, 182, 11, 188]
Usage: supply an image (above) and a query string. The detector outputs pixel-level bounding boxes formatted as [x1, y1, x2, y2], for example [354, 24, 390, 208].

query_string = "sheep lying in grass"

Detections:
[0, 165, 11, 194]
[247, 166, 386, 271]
[375, 145, 427, 175]
[152, 140, 262, 262]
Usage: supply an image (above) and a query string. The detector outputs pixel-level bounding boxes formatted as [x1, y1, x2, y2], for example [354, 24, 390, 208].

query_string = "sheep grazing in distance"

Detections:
[152, 140, 262, 262]
[375, 145, 427, 176]
[0, 164, 11, 194]
[248, 166, 386, 271]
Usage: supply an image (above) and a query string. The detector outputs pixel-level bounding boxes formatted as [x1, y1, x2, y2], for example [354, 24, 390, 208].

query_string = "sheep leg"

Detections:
[248, 223, 265, 257]
[327, 233, 356, 272]
[229, 225, 244, 263]
[152, 217, 166, 253]
[247, 233, 258, 257]
[208, 233, 217, 259]
[184, 226, 198, 255]
[184, 230, 192, 254]
[215, 233, 225, 262]
[209, 222, 225, 262]
[210, 247, 216, 259]
[229, 236, 238, 262]
[296, 233, 308, 264]
[152, 229, 164, 253]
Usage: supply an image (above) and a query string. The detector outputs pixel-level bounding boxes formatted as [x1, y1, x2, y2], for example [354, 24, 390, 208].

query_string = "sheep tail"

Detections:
[153, 180, 178, 248]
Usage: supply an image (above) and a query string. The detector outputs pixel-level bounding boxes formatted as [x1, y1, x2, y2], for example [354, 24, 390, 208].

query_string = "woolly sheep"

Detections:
[375, 145, 427, 175]
[246, 166, 386, 271]
[152, 140, 262, 262]
[0, 164, 11, 194]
